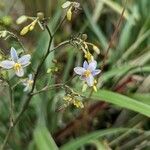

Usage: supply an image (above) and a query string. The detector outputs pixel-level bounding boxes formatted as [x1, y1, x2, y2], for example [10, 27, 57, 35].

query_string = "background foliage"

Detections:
[0, 0, 150, 149]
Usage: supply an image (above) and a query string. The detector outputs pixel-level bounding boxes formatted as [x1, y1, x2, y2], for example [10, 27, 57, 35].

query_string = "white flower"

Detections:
[23, 74, 33, 92]
[0, 47, 31, 77]
[74, 60, 101, 87]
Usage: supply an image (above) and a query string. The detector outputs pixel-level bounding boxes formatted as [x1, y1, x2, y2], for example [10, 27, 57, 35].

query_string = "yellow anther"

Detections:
[14, 63, 21, 71]
[84, 70, 91, 78]
[28, 80, 33, 85]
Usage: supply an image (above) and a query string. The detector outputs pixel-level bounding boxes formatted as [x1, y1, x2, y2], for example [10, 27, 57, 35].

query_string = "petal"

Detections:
[80, 75, 86, 81]
[83, 61, 88, 69]
[86, 75, 94, 87]
[0, 60, 14, 69]
[18, 54, 31, 66]
[74, 67, 85, 75]
[11, 47, 18, 62]
[62, 1, 71, 8]
[24, 85, 29, 92]
[23, 84, 30, 92]
[15, 67, 24, 77]
[28, 74, 32, 80]
[92, 69, 101, 76]
[88, 60, 97, 71]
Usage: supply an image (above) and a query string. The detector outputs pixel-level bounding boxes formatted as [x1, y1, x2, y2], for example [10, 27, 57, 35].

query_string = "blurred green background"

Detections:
[0, 0, 150, 150]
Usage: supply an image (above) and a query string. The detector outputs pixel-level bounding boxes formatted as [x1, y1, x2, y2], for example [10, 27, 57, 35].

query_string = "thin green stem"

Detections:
[1, 24, 53, 150]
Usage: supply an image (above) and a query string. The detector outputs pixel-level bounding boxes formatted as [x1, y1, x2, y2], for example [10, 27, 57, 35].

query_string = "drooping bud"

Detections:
[61, 1, 71, 8]
[67, 7, 72, 21]
[81, 34, 88, 41]
[93, 45, 100, 54]
[37, 12, 44, 20]
[20, 26, 29, 35]
[16, 15, 28, 24]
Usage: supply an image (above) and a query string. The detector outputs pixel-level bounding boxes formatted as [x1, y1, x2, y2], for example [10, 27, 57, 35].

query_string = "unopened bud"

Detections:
[16, 15, 28, 24]
[67, 7, 72, 21]
[93, 45, 100, 54]
[37, 12, 44, 20]
[61, 1, 71, 8]
[20, 26, 29, 35]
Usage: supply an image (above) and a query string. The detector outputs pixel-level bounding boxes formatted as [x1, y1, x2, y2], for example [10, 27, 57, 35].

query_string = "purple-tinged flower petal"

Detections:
[0, 60, 14, 69]
[80, 75, 86, 81]
[15, 67, 24, 77]
[74, 67, 85, 75]
[88, 60, 97, 71]
[86, 75, 94, 87]
[92, 69, 101, 76]
[18, 54, 31, 67]
[11, 47, 18, 62]
[83, 61, 88, 69]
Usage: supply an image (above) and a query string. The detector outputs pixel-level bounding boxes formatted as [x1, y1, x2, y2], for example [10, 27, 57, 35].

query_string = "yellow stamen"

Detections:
[84, 70, 91, 78]
[28, 80, 33, 85]
[14, 63, 21, 71]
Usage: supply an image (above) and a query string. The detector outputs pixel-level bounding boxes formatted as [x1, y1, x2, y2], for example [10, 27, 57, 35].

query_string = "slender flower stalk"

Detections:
[0, 47, 31, 77]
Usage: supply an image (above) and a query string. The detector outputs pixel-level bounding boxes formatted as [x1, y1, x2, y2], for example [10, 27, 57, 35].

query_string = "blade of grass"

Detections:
[87, 90, 150, 117]
[34, 126, 59, 150]
[101, 0, 131, 21]
[117, 29, 150, 63]
[60, 128, 141, 150]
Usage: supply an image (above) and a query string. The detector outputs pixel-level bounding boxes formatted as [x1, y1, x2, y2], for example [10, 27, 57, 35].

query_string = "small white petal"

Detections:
[62, 1, 71, 8]
[28, 74, 33, 80]
[83, 61, 88, 69]
[0, 60, 14, 69]
[15, 67, 24, 77]
[88, 60, 97, 71]
[86, 75, 94, 87]
[18, 54, 31, 67]
[24, 85, 29, 92]
[11, 47, 18, 62]
[92, 69, 101, 76]
[74, 67, 85, 75]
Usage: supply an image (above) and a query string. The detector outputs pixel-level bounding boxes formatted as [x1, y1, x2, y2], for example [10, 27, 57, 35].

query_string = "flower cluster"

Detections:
[70, 34, 100, 62]
[63, 94, 84, 108]
[16, 12, 45, 35]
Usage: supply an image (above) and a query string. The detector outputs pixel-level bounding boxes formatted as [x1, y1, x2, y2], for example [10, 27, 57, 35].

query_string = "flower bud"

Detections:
[29, 25, 34, 31]
[0, 30, 7, 38]
[62, 1, 71, 8]
[93, 85, 97, 92]
[81, 34, 88, 41]
[37, 12, 44, 20]
[93, 45, 100, 54]
[67, 7, 72, 21]
[16, 15, 28, 24]
[20, 26, 29, 35]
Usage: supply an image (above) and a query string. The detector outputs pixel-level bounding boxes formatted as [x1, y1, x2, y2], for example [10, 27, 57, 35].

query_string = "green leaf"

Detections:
[129, 93, 150, 105]
[34, 126, 59, 150]
[60, 128, 141, 150]
[89, 90, 150, 117]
